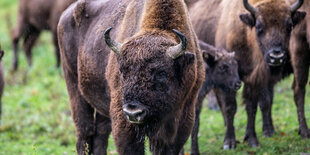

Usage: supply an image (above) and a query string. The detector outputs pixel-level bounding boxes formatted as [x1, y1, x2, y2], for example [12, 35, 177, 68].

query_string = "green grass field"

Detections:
[0, 0, 310, 154]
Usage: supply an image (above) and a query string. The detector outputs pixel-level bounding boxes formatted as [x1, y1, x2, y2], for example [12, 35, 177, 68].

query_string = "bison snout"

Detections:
[122, 103, 148, 124]
[267, 49, 286, 66]
[234, 81, 242, 91]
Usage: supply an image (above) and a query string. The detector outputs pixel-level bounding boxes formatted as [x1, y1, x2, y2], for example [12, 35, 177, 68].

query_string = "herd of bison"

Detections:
[0, 0, 310, 154]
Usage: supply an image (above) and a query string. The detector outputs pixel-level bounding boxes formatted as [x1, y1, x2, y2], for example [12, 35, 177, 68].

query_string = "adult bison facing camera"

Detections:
[214, 0, 306, 149]
[58, 0, 204, 154]
[8, 0, 76, 71]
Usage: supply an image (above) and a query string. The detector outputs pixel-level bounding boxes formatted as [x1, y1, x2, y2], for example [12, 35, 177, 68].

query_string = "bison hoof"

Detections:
[244, 134, 260, 148]
[299, 128, 310, 138]
[223, 139, 237, 150]
[263, 128, 275, 137]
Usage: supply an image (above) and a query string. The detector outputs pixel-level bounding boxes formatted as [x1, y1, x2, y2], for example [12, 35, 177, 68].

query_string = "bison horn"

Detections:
[243, 0, 257, 15]
[167, 29, 188, 59]
[104, 27, 122, 55]
[291, 0, 304, 14]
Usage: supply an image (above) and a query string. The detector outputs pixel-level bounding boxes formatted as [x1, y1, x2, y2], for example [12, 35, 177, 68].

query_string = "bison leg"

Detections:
[112, 115, 144, 154]
[207, 90, 220, 111]
[93, 112, 111, 155]
[190, 100, 203, 155]
[23, 27, 40, 67]
[11, 23, 27, 71]
[191, 80, 211, 154]
[292, 58, 310, 138]
[0, 100, 1, 123]
[62, 67, 95, 154]
[215, 90, 237, 150]
[243, 85, 260, 147]
[52, 32, 61, 68]
[258, 85, 275, 137]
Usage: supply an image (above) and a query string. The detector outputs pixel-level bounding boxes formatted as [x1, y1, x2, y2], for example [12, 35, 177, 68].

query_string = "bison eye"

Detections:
[155, 71, 168, 81]
[219, 64, 228, 72]
[154, 82, 167, 92]
[255, 21, 264, 36]
[286, 20, 293, 34]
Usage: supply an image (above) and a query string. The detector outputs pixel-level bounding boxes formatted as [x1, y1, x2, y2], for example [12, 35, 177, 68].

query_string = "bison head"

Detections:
[203, 48, 241, 92]
[105, 28, 195, 125]
[239, 0, 306, 67]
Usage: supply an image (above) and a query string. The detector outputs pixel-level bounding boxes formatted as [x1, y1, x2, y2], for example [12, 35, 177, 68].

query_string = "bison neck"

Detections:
[141, 0, 189, 33]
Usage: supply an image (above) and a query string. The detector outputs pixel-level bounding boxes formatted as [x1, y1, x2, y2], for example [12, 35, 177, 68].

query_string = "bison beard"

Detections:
[58, 0, 204, 154]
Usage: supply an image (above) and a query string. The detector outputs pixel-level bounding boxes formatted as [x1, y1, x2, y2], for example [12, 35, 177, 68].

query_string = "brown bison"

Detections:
[191, 40, 241, 154]
[0, 45, 5, 122]
[58, 0, 204, 154]
[190, 0, 305, 150]
[289, 0, 310, 138]
[9, 0, 76, 71]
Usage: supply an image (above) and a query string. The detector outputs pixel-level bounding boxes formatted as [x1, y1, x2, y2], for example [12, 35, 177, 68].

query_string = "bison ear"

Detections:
[202, 50, 218, 67]
[239, 13, 256, 28]
[292, 11, 306, 26]
[174, 52, 195, 76]
[176, 52, 195, 66]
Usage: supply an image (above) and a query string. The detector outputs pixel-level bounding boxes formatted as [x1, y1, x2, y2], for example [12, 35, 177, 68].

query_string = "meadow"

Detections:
[0, 0, 310, 154]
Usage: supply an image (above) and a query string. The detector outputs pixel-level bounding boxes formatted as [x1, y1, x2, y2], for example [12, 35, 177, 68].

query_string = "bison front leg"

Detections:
[93, 112, 111, 155]
[63, 68, 95, 154]
[23, 27, 40, 67]
[258, 85, 275, 137]
[243, 85, 260, 147]
[215, 90, 237, 150]
[111, 109, 145, 155]
[52, 32, 61, 68]
[190, 99, 203, 155]
[292, 59, 310, 138]
[191, 81, 211, 154]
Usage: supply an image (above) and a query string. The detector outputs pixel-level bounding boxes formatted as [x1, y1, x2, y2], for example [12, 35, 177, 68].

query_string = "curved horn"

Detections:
[291, 0, 304, 13]
[104, 27, 122, 55]
[243, 0, 257, 15]
[167, 29, 188, 59]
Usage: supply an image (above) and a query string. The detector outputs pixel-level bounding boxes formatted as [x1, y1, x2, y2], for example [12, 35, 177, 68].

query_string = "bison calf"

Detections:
[191, 40, 241, 154]
[9, 0, 76, 71]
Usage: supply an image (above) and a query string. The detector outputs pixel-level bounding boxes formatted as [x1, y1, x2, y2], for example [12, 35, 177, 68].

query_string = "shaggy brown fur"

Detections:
[190, 40, 241, 154]
[0, 46, 5, 122]
[189, 0, 305, 151]
[189, 0, 223, 45]
[289, 0, 310, 138]
[9, 0, 76, 71]
[58, 0, 204, 154]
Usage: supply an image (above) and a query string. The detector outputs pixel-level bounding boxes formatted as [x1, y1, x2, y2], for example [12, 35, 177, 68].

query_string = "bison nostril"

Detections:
[122, 103, 147, 123]
[234, 81, 242, 90]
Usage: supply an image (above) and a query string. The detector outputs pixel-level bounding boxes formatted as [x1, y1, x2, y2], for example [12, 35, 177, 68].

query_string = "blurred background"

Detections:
[0, 0, 309, 154]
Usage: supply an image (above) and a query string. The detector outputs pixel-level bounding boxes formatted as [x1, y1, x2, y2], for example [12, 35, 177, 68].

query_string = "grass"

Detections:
[0, 0, 310, 154]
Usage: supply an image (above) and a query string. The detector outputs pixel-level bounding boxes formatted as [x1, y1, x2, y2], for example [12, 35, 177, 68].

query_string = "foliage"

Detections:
[0, 0, 309, 154]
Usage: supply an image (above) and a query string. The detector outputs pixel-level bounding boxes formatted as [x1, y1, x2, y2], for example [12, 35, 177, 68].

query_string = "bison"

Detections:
[190, 40, 241, 154]
[9, 0, 76, 71]
[58, 0, 204, 154]
[190, 0, 305, 150]
[0, 45, 5, 122]
[289, 0, 310, 138]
